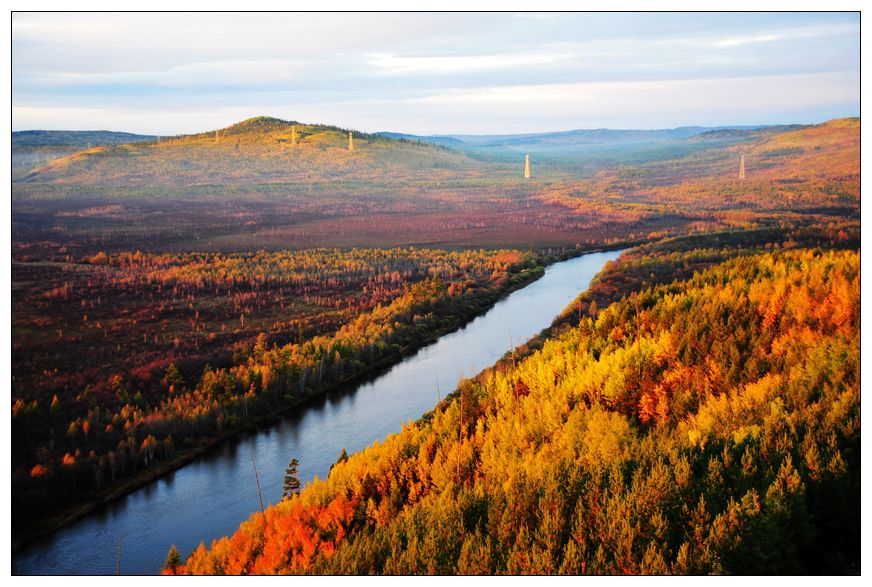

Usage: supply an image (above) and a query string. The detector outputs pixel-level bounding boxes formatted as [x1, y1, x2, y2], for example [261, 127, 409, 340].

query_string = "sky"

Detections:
[10, 12, 860, 135]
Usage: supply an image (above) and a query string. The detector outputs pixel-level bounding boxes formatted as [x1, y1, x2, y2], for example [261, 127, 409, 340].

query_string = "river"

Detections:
[12, 249, 623, 575]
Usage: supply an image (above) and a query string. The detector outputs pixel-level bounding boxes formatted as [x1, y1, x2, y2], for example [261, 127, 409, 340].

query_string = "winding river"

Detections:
[13, 249, 623, 575]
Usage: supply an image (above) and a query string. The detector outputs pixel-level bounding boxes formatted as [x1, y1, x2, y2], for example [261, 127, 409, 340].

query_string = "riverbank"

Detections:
[14, 246, 618, 553]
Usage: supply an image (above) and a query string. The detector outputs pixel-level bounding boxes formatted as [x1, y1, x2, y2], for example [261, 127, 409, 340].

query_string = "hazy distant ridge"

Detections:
[377, 125, 778, 147]
[12, 129, 157, 149]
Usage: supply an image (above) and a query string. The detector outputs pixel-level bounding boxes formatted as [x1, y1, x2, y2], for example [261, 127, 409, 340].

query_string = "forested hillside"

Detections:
[173, 248, 859, 575]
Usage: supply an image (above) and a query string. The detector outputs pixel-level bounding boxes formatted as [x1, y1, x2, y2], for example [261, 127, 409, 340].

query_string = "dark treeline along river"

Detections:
[13, 249, 623, 575]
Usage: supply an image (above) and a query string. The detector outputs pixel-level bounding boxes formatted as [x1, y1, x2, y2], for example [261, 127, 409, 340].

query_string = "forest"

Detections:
[171, 245, 859, 575]
[11, 246, 543, 543]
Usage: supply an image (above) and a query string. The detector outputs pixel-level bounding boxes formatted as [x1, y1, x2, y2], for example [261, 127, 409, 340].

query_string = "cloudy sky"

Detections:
[11, 12, 860, 135]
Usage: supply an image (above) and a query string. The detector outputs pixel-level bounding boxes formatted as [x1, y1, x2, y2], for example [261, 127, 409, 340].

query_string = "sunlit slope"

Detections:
[20, 116, 495, 189]
[745, 118, 860, 183]
[12, 130, 158, 181]
[538, 118, 860, 225]
[175, 248, 859, 575]
[642, 118, 858, 182]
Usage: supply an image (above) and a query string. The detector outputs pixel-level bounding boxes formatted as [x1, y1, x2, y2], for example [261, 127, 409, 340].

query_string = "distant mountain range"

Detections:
[12, 129, 157, 150]
[374, 124, 810, 163]
[377, 126, 763, 146]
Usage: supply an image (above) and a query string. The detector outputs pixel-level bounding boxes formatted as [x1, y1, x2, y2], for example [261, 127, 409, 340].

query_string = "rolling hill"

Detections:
[12, 129, 157, 150]
[17, 116, 490, 188]
[12, 129, 158, 181]
[379, 125, 751, 147]
[376, 125, 790, 164]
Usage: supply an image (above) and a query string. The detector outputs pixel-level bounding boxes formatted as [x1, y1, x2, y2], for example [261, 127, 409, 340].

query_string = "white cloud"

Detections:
[714, 21, 859, 48]
[382, 71, 859, 133]
[11, 69, 859, 135]
[10, 13, 859, 134]
[39, 59, 311, 88]
[408, 71, 857, 109]
[410, 84, 592, 105]
[11, 12, 481, 75]
[716, 34, 782, 48]
[364, 51, 574, 75]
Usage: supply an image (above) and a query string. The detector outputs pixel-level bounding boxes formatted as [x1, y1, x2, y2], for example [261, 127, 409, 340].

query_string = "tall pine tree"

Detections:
[283, 458, 300, 499]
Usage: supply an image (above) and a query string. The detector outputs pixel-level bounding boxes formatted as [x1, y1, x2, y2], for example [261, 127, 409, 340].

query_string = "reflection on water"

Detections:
[13, 249, 623, 575]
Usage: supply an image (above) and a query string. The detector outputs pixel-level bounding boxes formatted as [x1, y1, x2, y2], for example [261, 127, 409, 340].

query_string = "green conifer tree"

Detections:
[164, 544, 182, 573]
[284, 458, 301, 498]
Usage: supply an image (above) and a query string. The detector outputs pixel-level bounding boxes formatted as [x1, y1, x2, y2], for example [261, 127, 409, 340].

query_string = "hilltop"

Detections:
[17, 116, 486, 188]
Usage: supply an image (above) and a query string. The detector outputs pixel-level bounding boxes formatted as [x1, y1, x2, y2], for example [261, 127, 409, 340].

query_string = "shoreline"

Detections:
[11, 241, 637, 557]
